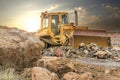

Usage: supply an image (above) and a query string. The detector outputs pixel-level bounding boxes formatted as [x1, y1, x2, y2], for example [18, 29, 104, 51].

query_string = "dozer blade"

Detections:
[72, 29, 111, 48]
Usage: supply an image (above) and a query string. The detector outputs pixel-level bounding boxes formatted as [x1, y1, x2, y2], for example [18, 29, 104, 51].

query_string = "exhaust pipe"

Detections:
[74, 10, 78, 26]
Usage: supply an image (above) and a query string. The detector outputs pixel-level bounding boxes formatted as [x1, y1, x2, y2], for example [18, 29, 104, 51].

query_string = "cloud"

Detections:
[82, 3, 120, 32]
[101, 3, 120, 19]
[64, 6, 101, 26]
[64, 6, 87, 14]
[62, 6, 102, 28]
[47, 4, 59, 11]
[88, 16, 120, 32]
[75, 6, 87, 18]
[86, 4, 120, 32]
[85, 15, 101, 23]
[63, 6, 88, 23]
[62, 5, 120, 32]
[102, 3, 119, 11]
[102, 3, 120, 18]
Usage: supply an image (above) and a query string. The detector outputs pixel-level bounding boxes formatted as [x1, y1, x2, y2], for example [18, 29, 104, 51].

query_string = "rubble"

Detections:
[42, 43, 120, 59]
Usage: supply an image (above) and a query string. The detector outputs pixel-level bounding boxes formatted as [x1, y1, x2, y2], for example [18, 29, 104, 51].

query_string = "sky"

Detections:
[0, 0, 120, 32]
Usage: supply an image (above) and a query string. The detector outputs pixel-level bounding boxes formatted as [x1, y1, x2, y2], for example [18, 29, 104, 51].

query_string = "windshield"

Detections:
[51, 15, 60, 35]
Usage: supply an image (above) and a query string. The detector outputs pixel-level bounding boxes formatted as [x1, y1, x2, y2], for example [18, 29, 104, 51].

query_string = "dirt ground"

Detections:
[0, 26, 120, 80]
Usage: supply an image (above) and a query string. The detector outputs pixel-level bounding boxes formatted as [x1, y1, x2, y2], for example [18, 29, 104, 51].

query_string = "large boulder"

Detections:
[32, 67, 59, 80]
[37, 57, 76, 77]
[79, 72, 93, 80]
[94, 51, 112, 59]
[62, 72, 80, 80]
[62, 72, 93, 80]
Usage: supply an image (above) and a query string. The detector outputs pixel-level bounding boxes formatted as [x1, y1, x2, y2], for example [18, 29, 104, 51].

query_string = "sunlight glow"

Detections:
[5, 4, 59, 32]
[23, 17, 40, 32]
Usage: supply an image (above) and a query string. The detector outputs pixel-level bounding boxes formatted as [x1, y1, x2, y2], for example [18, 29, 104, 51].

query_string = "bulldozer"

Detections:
[36, 11, 111, 48]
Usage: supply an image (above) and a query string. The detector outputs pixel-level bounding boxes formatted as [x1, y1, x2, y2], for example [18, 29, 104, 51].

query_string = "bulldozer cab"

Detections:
[41, 12, 68, 36]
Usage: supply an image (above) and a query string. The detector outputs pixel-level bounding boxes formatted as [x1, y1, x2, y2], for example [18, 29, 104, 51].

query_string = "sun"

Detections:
[24, 17, 40, 32]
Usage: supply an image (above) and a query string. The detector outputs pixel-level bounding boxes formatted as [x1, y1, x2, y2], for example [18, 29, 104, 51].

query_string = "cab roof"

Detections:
[41, 11, 68, 15]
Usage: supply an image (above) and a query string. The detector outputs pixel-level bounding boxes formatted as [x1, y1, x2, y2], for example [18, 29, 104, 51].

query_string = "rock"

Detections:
[114, 57, 120, 62]
[36, 56, 58, 67]
[110, 68, 120, 77]
[112, 45, 120, 50]
[62, 72, 80, 80]
[105, 69, 110, 75]
[32, 67, 59, 80]
[0, 68, 23, 80]
[79, 72, 93, 80]
[91, 46, 99, 51]
[22, 68, 32, 78]
[65, 49, 71, 58]
[105, 50, 112, 55]
[86, 43, 98, 51]
[43, 50, 53, 56]
[84, 49, 89, 54]
[86, 45, 91, 51]
[79, 43, 86, 48]
[94, 51, 111, 59]
[66, 62, 77, 72]
[37, 57, 75, 77]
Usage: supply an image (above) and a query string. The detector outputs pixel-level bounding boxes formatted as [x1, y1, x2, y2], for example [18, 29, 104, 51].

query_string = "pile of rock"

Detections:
[32, 67, 93, 80]
[26, 56, 120, 80]
[42, 43, 120, 59]
[0, 27, 44, 70]
[32, 56, 95, 80]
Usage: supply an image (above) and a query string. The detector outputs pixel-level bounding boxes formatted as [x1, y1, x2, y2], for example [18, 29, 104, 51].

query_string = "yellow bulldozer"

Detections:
[36, 11, 111, 48]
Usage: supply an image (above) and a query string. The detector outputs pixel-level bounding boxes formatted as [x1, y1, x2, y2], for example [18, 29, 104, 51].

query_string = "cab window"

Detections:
[43, 17, 48, 28]
[62, 15, 68, 24]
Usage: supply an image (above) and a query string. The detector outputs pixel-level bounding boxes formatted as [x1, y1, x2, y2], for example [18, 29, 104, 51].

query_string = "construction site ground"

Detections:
[0, 26, 120, 80]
